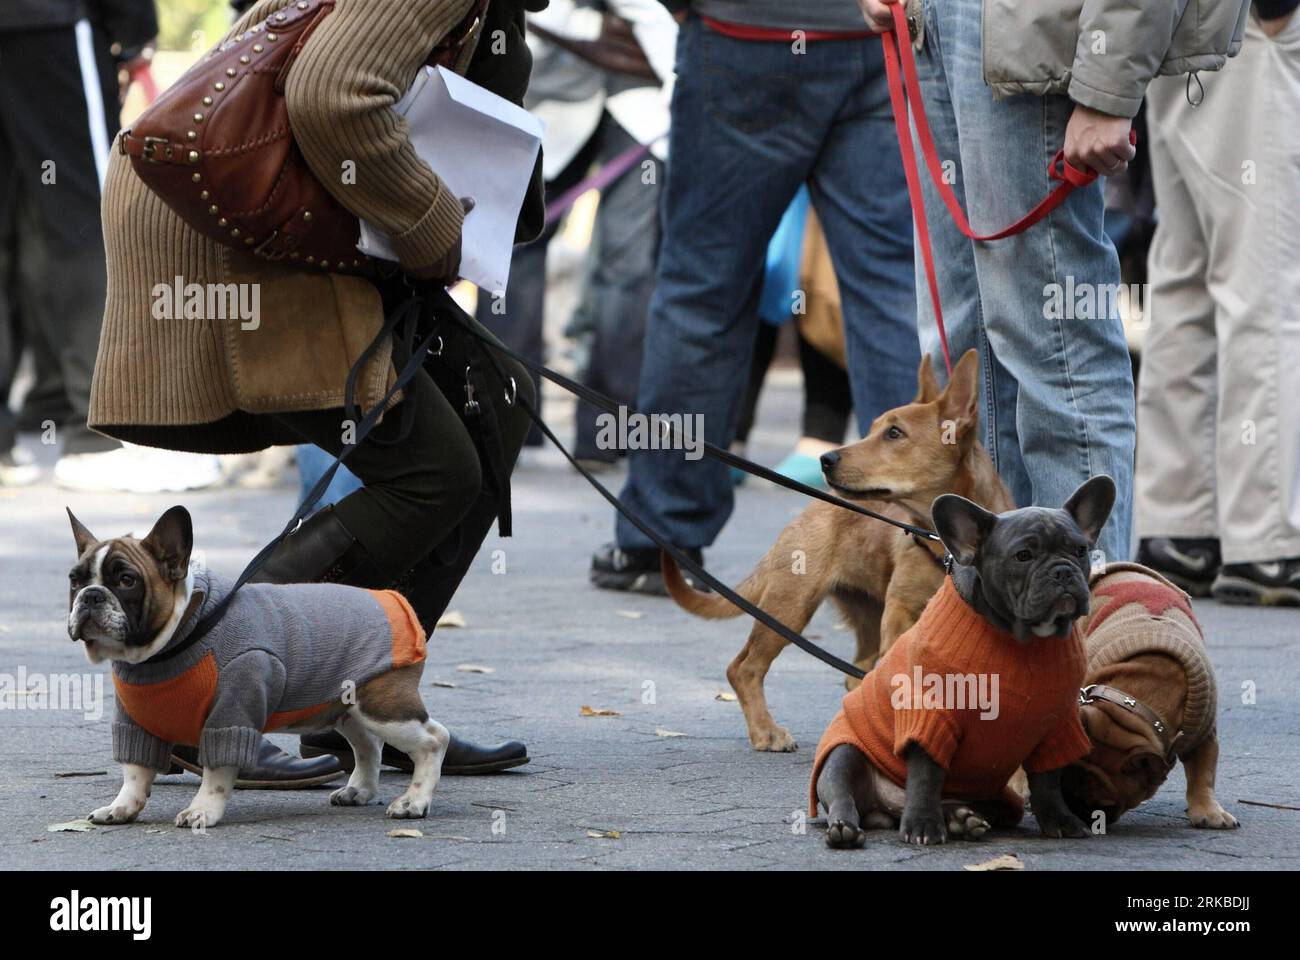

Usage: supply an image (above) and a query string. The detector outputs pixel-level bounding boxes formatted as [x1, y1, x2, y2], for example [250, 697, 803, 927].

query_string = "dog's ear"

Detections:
[67, 508, 98, 557]
[1062, 475, 1116, 547]
[1121, 751, 1171, 790]
[913, 353, 941, 404]
[141, 506, 193, 582]
[931, 493, 997, 566]
[937, 349, 979, 431]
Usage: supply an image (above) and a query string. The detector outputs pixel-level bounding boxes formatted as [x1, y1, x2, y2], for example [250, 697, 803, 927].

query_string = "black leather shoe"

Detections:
[300, 730, 529, 775]
[170, 740, 346, 789]
[589, 542, 706, 595]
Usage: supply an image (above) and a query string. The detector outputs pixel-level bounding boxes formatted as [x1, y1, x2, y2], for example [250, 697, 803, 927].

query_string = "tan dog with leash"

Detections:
[663, 350, 1015, 752]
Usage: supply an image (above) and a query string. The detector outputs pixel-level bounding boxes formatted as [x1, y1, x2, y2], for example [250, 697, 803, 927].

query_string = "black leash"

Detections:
[151, 286, 939, 681]
[427, 287, 942, 544]
[450, 294, 868, 680]
[147, 295, 440, 664]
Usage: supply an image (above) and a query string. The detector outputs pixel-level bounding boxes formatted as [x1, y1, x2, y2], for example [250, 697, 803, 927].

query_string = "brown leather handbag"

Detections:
[118, 0, 485, 276]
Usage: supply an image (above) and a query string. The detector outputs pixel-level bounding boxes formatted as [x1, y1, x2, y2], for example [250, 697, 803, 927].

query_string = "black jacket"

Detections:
[0, 0, 157, 50]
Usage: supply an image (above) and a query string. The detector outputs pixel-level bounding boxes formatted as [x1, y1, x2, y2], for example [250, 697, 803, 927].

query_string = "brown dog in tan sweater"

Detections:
[1057, 562, 1239, 830]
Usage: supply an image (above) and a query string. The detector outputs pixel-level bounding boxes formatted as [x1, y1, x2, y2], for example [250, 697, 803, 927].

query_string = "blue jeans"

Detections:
[616, 17, 918, 551]
[911, 0, 1136, 561]
[296, 443, 363, 511]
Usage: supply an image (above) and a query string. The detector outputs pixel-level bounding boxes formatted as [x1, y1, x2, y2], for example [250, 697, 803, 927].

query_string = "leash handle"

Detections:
[880, 3, 1137, 376]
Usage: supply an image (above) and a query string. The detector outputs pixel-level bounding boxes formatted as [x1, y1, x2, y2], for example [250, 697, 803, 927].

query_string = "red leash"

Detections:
[879, 3, 1134, 375]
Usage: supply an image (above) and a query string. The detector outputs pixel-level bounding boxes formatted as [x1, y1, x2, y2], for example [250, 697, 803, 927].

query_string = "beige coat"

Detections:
[89, 0, 484, 452]
[979, 0, 1252, 118]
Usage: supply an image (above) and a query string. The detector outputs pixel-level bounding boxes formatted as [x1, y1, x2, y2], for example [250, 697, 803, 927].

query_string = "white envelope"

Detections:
[357, 66, 544, 294]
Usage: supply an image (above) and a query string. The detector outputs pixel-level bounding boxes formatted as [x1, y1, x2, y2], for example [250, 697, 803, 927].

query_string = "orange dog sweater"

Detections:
[809, 576, 1091, 822]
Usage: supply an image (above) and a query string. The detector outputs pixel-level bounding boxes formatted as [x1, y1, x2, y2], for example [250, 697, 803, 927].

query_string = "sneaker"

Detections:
[773, 451, 828, 491]
[0, 447, 39, 487]
[54, 445, 223, 493]
[590, 542, 705, 596]
[1136, 537, 1221, 596]
[1212, 559, 1300, 607]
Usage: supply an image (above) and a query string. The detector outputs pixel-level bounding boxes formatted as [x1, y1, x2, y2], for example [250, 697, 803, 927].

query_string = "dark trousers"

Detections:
[735, 322, 854, 447]
[270, 305, 534, 629]
[0, 24, 120, 454]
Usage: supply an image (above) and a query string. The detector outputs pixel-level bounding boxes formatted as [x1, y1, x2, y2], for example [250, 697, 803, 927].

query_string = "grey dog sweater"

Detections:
[110, 569, 426, 771]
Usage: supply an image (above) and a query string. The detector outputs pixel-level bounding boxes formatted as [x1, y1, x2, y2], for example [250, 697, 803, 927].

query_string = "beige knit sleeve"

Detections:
[283, 0, 478, 270]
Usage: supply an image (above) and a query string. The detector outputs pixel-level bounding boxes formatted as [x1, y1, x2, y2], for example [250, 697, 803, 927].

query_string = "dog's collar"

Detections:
[907, 530, 949, 571]
[1079, 683, 1183, 766]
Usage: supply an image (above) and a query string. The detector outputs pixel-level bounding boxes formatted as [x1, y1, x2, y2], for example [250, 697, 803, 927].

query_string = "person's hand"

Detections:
[407, 197, 475, 286]
[1064, 105, 1135, 178]
[856, 0, 901, 33]
[1259, 12, 1292, 38]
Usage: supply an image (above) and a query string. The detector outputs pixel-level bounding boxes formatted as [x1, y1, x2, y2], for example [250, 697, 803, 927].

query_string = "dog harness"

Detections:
[110, 568, 426, 771]
[809, 576, 1092, 821]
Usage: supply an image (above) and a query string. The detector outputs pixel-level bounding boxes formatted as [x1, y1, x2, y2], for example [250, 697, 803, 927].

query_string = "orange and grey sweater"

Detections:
[111, 569, 426, 771]
[809, 577, 1091, 820]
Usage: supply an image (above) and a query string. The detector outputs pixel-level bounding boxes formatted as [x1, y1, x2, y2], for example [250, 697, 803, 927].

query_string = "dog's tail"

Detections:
[661, 552, 752, 619]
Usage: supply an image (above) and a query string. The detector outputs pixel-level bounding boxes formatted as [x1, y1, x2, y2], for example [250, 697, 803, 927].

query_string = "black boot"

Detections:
[249, 504, 395, 586]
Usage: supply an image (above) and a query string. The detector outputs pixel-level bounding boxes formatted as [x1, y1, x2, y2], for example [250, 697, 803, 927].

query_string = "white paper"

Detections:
[357, 66, 544, 294]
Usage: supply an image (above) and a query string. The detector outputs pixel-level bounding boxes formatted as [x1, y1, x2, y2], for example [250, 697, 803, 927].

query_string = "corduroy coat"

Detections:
[89, 0, 543, 453]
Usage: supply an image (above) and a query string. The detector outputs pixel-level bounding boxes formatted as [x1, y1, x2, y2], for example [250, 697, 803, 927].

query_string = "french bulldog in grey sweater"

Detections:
[67, 506, 447, 829]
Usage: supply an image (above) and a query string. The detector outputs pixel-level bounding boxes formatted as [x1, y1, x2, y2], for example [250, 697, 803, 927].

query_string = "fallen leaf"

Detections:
[654, 727, 686, 738]
[579, 705, 621, 717]
[456, 663, 495, 674]
[54, 771, 108, 779]
[429, 680, 457, 689]
[964, 853, 1024, 872]
[615, 609, 645, 620]
[586, 829, 621, 839]
[145, 829, 164, 834]
[437, 610, 467, 629]
[715, 691, 737, 702]
[387, 828, 424, 839]
[47, 820, 95, 833]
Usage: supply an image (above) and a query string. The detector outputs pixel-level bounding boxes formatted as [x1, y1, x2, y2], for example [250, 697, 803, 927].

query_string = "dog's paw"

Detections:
[825, 819, 868, 849]
[330, 785, 376, 807]
[1188, 802, 1240, 829]
[174, 805, 221, 829]
[946, 805, 990, 840]
[1036, 809, 1088, 839]
[386, 795, 430, 819]
[89, 803, 141, 825]
[899, 807, 947, 845]
[751, 726, 798, 753]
